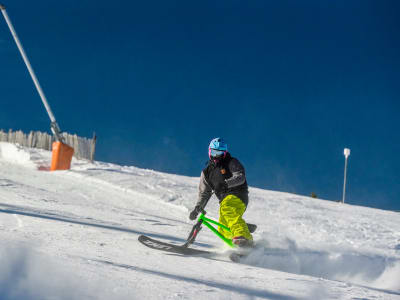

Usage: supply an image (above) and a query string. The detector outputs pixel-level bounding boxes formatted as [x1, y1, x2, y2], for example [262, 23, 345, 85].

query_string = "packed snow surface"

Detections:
[0, 142, 399, 299]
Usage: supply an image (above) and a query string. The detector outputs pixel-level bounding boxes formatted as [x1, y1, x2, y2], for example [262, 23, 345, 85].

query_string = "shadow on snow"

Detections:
[0, 202, 212, 249]
[91, 258, 302, 300]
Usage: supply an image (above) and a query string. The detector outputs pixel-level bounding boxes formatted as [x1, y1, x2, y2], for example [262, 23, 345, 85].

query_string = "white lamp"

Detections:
[342, 148, 351, 203]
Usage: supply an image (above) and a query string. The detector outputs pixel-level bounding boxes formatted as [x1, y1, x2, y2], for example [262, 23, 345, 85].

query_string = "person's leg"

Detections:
[219, 195, 253, 240]
[218, 203, 232, 239]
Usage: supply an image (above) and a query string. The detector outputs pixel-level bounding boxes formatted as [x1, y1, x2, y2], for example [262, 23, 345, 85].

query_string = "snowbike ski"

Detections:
[138, 235, 211, 256]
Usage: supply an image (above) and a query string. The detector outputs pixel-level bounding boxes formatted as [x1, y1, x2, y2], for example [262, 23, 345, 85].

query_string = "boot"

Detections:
[232, 236, 254, 248]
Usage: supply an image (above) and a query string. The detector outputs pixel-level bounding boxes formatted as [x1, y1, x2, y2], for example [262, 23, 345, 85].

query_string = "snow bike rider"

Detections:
[189, 138, 253, 247]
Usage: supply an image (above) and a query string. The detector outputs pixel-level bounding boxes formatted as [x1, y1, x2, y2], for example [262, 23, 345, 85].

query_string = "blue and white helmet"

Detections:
[208, 137, 228, 160]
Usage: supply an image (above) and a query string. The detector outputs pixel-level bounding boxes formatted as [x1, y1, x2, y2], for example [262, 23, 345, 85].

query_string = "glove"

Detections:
[214, 181, 228, 194]
[189, 205, 201, 220]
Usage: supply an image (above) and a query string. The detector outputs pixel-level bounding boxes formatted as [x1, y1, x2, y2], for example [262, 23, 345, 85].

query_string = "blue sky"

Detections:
[1, 1, 399, 211]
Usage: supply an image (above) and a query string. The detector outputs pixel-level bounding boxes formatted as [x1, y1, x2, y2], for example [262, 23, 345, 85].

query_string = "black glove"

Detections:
[214, 181, 228, 194]
[189, 205, 201, 220]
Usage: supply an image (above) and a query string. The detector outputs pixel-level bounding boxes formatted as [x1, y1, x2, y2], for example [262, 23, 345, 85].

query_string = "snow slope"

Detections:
[0, 142, 399, 300]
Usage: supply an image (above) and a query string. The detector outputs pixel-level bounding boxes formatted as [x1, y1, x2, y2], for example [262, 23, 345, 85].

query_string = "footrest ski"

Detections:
[247, 223, 257, 233]
[229, 252, 248, 263]
[229, 243, 257, 262]
[138, 235, 211, 256]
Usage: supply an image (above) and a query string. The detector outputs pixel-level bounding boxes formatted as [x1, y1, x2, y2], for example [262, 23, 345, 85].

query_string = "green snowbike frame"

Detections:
[182, 210, 256, 249]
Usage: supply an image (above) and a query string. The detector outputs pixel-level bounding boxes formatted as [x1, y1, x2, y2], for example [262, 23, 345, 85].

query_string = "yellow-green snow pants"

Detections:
[218, 195, 253, 240]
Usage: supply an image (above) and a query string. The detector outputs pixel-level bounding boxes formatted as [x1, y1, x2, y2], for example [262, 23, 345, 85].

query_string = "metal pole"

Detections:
[0, 4, 64, 142]
[342, 157, 348, 203]
[342, 148, 351, 203]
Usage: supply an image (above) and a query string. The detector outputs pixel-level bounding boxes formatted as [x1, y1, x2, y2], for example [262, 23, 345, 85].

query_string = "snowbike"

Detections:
[138, 209, 257, 262]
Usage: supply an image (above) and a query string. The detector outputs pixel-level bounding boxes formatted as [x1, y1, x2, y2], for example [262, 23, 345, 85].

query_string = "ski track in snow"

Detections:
[0, 142, 399, 300]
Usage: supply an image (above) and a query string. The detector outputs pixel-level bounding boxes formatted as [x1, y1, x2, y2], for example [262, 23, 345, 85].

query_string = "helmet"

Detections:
[208, 137, 228, 160]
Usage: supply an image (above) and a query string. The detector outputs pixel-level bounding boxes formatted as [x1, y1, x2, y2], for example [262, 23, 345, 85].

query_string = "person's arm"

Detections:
[225, 159, 246, 188]
[190, 171, 213, 220]
[196, 171, 213, 208]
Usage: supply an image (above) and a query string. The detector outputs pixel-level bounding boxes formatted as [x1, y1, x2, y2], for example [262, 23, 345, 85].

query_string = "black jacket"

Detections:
[196, 153, 249, 208]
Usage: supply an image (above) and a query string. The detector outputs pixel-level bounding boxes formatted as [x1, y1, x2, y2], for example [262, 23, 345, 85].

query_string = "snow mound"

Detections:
[0, 243, 126, 300]
[0, 142, 36, 169]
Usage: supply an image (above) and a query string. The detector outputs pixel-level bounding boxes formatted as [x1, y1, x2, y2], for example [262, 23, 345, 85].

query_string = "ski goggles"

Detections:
[209, 148, 226, 158]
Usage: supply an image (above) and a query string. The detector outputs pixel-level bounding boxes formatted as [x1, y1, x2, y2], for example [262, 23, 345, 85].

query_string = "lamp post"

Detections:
[342, 148, 351, 203]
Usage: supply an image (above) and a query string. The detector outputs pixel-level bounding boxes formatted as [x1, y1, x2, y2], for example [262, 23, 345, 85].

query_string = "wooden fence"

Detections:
[0, 129, 96, 161]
